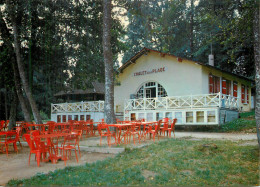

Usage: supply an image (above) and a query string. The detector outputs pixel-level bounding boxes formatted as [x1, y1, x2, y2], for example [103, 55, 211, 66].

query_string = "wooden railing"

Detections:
[51, 101, 104, 113]
[124, 93, 239, 111]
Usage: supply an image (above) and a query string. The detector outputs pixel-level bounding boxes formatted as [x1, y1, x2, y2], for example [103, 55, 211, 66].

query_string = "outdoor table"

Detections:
[35, 133, 71, 163]
[107, 123, 134, 145]
[131, 121, 158, 140]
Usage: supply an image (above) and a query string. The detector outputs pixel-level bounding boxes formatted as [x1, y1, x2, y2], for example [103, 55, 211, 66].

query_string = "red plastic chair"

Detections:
[11, 126, 23, 148]
[127, 123, 141, 145]
[0, 120, 5, 131]
[148, 123, 160, 142]
[167, 118, 177, 138]
[23, 131, 49, 167]
[97, 123, 116, 147]
[58, 133, 80, 166]
[159, 118, 170, 137]
[0, 131, 19, 156]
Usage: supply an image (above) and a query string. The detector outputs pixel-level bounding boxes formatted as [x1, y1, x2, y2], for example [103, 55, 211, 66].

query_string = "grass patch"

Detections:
[218, 110, 256, 133]
[7, 139, 259, 186]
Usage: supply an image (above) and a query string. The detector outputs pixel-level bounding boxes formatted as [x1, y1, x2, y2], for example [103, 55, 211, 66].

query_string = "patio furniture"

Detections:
[0, 131, 19, 156]
[97, 123, 116, 147]
[159, 118, 170, 137]
[127, 123, 141, 145]
[58, 133, 80, 166]
[0, 120, 5, 131]
[147, 123, 160, 142]
[22, 131, 49, 167]
[167, 118, 177, 138]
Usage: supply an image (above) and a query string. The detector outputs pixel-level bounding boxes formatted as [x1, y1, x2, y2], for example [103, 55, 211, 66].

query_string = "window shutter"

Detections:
[246, 87, 249, 104]
[233, 81, 238, 97]
[215, 77, 220, 93]
[209, 74, 213, 93]
[222, 79, 227, 94]
[241, 84, 245, 103]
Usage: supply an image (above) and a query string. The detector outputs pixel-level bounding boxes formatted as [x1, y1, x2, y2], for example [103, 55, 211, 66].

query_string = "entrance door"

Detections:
[145, 87, 156, 98]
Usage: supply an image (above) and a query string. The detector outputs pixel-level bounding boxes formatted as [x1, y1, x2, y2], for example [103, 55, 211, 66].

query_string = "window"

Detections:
[86, 115, 91, 120]
[241, 84, 245, 103]
[233, 81, 238, 97]
[57, 115, 61, 123]
[62, 115, 67, 122]
[136, 82, 168, 98]
[209, 74, 220, 93]
[80, 115, 84, 121]
[241, 85, 249, 104]
[246, 87, 249, 104]
[222, 79, 231, 95]
[74, 115, 78, 121]
[68, 115, 72, 121]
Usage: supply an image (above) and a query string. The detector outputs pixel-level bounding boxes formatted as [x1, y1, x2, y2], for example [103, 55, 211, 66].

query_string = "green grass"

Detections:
[7, 139, 259, 186]
[218, 110, 256, 133]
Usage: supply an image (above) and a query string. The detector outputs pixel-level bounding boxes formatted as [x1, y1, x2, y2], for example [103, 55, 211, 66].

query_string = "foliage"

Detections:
[121, 0, 255, 78]
[7, 139, 259, 186]
[0, 0, 126, 120]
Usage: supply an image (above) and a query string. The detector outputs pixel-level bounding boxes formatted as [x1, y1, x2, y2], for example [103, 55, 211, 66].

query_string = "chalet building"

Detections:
[114, 48, 254, 125]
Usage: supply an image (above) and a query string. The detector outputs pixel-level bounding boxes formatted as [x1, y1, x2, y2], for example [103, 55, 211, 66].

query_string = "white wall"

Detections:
[114, 52, 204, 113]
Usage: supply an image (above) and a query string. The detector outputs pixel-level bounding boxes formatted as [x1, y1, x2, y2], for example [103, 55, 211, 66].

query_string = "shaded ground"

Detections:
[0, 147, 115, 185]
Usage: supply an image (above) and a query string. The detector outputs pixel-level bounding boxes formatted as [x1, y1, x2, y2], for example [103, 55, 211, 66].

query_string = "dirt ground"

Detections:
[0, 146, 115, 186]
[0, 132, 257, 186]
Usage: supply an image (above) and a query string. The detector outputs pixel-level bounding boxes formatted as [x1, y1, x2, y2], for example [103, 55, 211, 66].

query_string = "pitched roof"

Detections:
[54, 81, 104, 97]
[119, 47, 254, 82]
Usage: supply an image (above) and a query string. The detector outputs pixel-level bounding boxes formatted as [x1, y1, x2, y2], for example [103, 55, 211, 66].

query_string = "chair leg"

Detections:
[28, 152, 31, 165]
[74, 149, 78, 162]
[36, 152, 41, 167]
[5, 144, 8, 156]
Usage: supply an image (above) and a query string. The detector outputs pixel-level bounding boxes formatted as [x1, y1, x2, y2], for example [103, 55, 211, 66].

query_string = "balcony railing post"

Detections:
[219, 92, 222, 108]
[144, 98, 146, 110]
[191, 95, 193, 108]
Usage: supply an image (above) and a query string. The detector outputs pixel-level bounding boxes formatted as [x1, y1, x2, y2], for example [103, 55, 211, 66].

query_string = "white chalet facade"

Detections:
[114, 48, 254, 125]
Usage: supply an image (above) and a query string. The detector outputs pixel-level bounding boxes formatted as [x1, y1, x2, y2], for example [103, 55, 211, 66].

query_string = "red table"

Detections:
[107, 123, 134, 145]
[131, 121, 158, 141]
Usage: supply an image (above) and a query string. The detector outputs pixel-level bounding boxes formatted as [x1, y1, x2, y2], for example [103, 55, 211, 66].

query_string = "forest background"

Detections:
[0, 0, 256, 123]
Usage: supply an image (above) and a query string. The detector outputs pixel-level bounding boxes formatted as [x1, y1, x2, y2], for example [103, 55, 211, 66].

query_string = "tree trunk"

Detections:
[8, 90, 17, 131]
[6, 1, 42, 124]
[190, 0, 194, 59]
[12, 63, 32, 122]
[102, 0, 116, 124]
[254, 0, 260, 147]
[4, 87, 8, 121]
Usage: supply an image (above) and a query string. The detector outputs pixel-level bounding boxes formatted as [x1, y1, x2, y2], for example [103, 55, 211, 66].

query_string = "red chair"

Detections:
[128, 123, 141, 145]
[11, 126, 23, 148]
[167, 118, 177, 138]
[0, 120, 5, 131]
[23, 131, 49, 167]
[58, 133, 80, 166]
[159, 118, 170, 137]
[148, 123, 160, 142]
[0, 131, 19, 156]
[97, 123, 116, 147]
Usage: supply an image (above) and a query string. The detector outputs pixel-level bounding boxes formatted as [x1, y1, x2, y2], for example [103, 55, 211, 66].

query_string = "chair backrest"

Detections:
[0, 120, 5, 131]
[6, 131, 19, 142]
[170, 118, 177, 130]
[23, 134, 37, 151]
[63, 133, 79, 147]
[97, 123, 109, 135]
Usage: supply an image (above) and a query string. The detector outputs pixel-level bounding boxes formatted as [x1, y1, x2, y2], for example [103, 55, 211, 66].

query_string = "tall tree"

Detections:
[5, 0, 42, 124]
[103, 0, 116, 124]
[253, 0, 260, 146]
